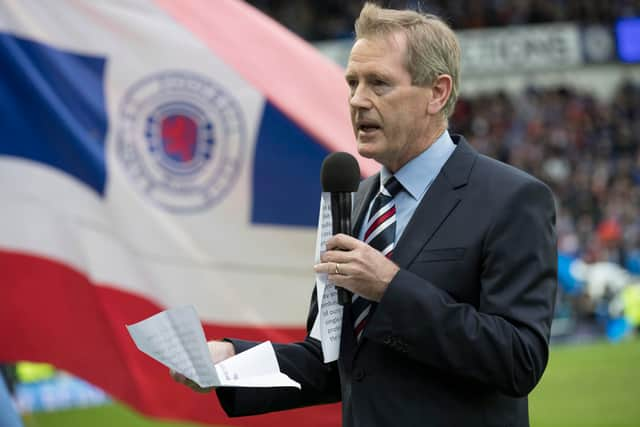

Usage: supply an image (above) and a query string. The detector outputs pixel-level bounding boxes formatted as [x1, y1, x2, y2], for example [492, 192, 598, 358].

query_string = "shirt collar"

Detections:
[379, 130, 456, 200]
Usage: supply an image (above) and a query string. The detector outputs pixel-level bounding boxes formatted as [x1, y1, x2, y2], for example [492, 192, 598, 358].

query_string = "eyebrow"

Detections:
[344, 71, 392, 82]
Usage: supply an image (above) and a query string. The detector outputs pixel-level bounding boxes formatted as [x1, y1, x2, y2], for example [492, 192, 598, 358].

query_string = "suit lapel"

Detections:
[345, 136, 477, 355]
[393, 136, 477, 268]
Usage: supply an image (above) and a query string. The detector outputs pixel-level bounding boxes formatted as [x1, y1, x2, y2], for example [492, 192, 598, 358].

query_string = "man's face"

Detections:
[345, 31, 432, 171]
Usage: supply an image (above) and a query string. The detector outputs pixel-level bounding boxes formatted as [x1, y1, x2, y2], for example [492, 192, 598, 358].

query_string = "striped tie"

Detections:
[352, 176, 403, 341]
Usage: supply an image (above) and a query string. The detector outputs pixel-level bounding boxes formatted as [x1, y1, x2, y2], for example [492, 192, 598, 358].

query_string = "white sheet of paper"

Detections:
[126, 305, 300, 389]
[215, 342, 298, 388]
[311, 192, 343, 363]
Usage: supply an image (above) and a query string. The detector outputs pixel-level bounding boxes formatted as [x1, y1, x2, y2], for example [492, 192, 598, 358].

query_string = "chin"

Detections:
[358, 142, 376, 160]
[357, 143, 378, 160]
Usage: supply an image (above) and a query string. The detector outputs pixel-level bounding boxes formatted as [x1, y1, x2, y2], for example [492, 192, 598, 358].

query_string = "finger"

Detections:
[314, 260, 351, 276]
[170, 369, 214, 392]
[182, 375, 214, 393]
[313, 262, 336, 275]
[187, 380, 214, 393]
[320, 249, 351, 263]
[328, 273, 352, 290]
[326, 234, 361, 251]
[328, 272, 347, 282]
[171, 371, 193, 387]
[170, 369, 186, 383]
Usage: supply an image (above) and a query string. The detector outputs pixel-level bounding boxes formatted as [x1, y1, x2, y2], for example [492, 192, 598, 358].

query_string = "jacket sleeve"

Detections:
[365, 179, 557, 397]
[216, 287, 341, 416]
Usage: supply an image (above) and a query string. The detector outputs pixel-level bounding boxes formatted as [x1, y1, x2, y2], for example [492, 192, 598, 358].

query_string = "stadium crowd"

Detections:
[246, 0, 640, 40]
[450, 83, 640, 273]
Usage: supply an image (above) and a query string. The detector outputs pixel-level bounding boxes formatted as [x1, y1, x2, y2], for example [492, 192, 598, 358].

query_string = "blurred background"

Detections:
[257, 0, 640, 353]
[2, 1, 639, 426]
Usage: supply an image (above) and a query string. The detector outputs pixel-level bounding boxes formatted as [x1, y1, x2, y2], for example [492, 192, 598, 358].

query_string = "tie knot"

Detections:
[383, 176, 403, 198]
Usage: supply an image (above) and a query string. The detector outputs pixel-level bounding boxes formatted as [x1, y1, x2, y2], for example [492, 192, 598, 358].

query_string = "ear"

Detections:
[427, 74, 452, 115]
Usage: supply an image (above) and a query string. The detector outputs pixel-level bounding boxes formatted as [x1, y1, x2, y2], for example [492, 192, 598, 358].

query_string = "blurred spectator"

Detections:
[246, 0, 640, 40]
[450, 82, 640, 270]
[0, 365, 17, 395]
[0, 364, 22, 427]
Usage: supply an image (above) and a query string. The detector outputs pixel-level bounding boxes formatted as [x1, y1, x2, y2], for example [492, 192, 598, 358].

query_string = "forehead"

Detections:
[345, 31, 408, 76]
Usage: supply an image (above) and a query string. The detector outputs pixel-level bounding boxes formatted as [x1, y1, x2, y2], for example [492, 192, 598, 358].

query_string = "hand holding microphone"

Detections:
[320, 152, 360, 305]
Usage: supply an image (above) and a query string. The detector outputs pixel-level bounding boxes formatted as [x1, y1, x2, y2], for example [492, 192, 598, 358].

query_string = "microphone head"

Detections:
[321, 152, 361, 192]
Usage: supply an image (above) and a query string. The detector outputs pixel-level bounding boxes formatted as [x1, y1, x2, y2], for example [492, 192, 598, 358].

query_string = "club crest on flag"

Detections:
[115, 71, 247, 213]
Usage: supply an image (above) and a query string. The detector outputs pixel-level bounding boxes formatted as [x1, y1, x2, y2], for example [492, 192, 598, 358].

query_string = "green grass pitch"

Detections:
[21, 339, 640, 427]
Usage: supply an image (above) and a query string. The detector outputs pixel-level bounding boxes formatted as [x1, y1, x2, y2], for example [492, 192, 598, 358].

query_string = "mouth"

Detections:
[356, 120, 382, 136]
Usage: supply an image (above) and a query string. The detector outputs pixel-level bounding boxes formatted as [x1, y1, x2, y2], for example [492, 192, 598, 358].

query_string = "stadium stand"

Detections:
[246, 0, 640, 40]
[451, 83, 640, 270]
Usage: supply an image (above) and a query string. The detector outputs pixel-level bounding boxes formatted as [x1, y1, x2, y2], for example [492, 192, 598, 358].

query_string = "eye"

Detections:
[371, 79, 390, 95]
[346, 79, 359, 97]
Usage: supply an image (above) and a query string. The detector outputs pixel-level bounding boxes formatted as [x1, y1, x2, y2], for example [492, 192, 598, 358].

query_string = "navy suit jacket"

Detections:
[217, 135, 557, 427]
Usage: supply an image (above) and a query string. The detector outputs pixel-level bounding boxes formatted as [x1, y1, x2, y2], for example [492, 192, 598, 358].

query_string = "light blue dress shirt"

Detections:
[358, 130, 456, 244]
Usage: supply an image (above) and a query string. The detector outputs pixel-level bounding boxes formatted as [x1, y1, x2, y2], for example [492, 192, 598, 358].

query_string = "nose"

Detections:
[349, 84, 372, 110]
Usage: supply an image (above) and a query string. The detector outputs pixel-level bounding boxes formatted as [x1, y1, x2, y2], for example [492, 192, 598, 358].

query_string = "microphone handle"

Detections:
[330, 192, 353, 306]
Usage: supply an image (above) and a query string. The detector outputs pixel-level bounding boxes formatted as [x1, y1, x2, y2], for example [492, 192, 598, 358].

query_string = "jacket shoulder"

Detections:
[474, 153, 552, 195]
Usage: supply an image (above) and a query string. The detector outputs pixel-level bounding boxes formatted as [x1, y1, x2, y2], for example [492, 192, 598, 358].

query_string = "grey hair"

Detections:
[354, 2, 461, 118]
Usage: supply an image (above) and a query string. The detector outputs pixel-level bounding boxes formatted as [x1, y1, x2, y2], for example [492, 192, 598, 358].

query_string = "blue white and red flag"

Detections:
[0, 1, 376, 425]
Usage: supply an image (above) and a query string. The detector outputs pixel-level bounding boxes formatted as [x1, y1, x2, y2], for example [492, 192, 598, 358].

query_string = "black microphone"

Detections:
[320, 152, 361, 306]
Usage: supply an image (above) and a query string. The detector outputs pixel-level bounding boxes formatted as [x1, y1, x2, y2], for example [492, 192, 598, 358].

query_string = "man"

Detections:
[173, 3, 557, 426]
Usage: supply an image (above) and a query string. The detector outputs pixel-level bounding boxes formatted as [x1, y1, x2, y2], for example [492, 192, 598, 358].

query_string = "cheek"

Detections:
[394, 107, 421, 134]
[383, 113, 407, 141]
